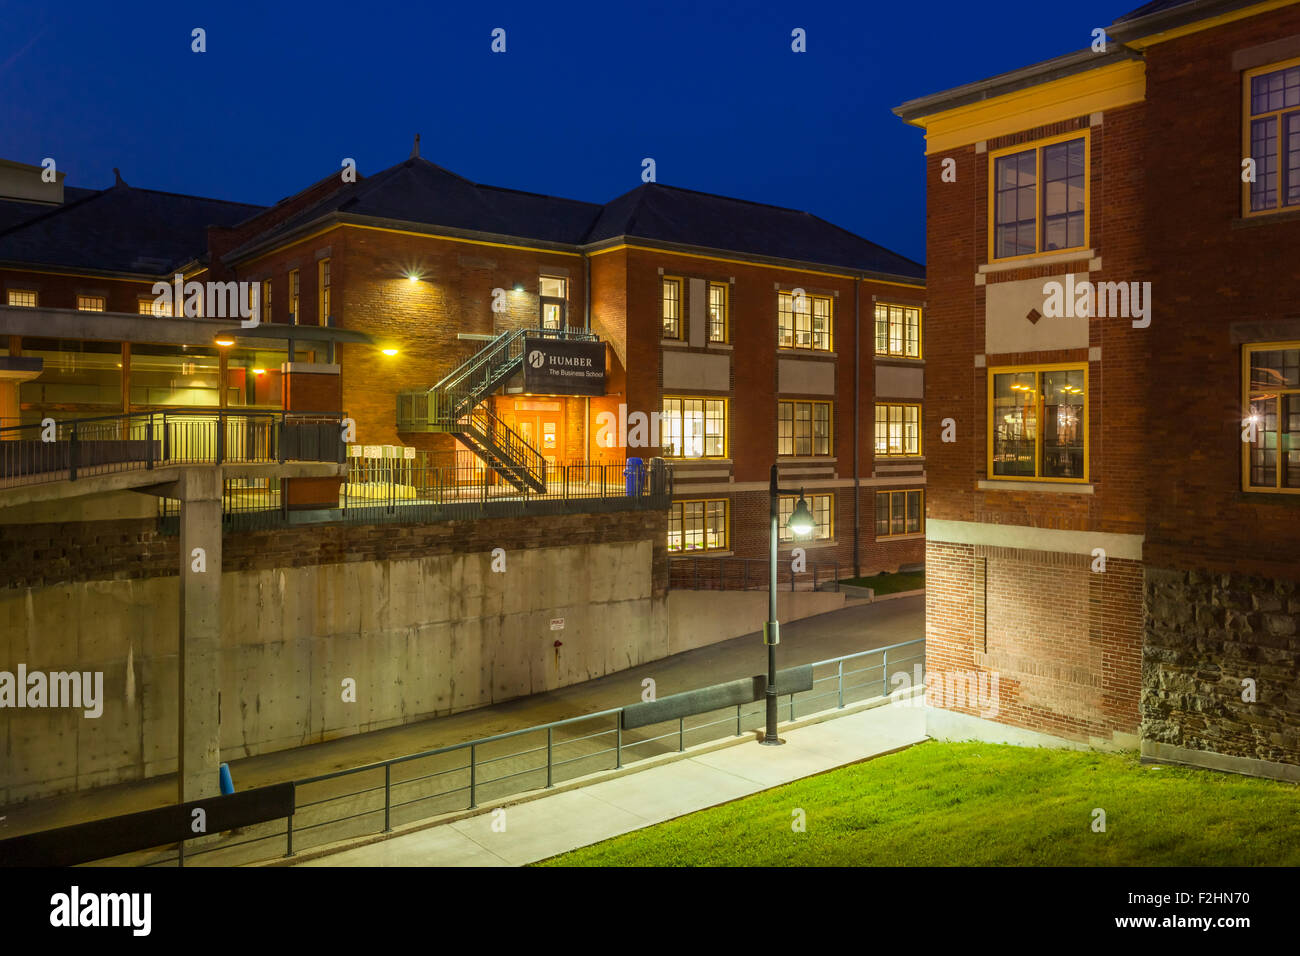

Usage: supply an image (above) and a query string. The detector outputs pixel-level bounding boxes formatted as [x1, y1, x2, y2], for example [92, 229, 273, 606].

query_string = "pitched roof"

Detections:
[228, 156, 923, 279]
[0, 183, 264, 275]
[227, 157, 604, 260]
[0, 187, 97, 233]
[587, 182, 925, 278]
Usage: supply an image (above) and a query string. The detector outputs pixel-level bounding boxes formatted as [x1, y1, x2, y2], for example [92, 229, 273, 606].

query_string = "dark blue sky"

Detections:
[0, 0, 1138, 264]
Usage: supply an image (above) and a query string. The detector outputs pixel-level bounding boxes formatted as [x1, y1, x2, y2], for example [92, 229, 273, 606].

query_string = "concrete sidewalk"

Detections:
[1, 595, 922, 839]
[299, 697, 929, 867]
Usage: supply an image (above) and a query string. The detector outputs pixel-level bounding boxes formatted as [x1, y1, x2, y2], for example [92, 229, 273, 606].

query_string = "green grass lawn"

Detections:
[537, 741, 1300, 866]
[840, 570, 924, 594]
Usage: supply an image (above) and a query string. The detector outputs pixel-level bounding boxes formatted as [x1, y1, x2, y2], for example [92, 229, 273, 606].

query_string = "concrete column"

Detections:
[177, 466, 223, 803]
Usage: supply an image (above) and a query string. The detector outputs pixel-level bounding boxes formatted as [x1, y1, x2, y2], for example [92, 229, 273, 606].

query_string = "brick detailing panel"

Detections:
[1143, 566, 1300, 767]
[1, 508, 669, 597]
[926, 540, 1141, 743]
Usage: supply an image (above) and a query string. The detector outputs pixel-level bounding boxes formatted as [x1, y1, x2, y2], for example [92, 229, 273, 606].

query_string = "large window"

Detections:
[991, 133, 1087, 259]
[778, 400, 832, 456]
[661, 397, 726, 458]
[6, 290, 37, 308]
[876, 489, 924, 537]
[989, 365, 1086, 480]
[1245, 59, 1300, 214]
[318, 258, 331, 326]
[540, 275, 566, 330]
[662, 277, 681, 339]
[778, 493, 833, 543]
[1244, 342, 1300, 491]
[778, 291, 832, 351]
[875, 403, 921, 457]
[874, 303, 921, 358]
[668, 499, 728, 552]
[288, 269, 300, 323]
[708, 282, 727, 342]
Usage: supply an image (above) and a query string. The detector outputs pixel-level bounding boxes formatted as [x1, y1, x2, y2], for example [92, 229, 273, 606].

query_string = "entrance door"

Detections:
[503, 400, 564, 469]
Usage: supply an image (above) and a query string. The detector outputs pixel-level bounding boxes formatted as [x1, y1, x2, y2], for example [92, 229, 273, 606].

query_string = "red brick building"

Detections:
[0, 145, 927, 575]
[896, 0, 1300, 779]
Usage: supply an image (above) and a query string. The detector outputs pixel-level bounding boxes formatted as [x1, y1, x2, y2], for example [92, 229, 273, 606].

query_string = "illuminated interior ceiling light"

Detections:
[253, 368, 266, 375]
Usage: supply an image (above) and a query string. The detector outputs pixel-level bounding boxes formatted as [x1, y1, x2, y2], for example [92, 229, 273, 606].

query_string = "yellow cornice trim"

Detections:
[0, 265, 163, 284]
[589, 242, 925, 288]
[917, 59, 1145, 155]
[1123, 0, 1298, 50]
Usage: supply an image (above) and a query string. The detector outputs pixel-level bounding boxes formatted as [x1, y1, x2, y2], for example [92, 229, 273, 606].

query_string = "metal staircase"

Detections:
[396, 327, 600, 494]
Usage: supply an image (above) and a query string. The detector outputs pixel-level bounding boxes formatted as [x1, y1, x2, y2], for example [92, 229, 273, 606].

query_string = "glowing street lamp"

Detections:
[764, 465, 817, 746]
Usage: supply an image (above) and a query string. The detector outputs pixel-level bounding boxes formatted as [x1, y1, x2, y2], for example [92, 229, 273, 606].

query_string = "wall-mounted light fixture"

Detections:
[513, 282, 525, 292]
[382, 348, 399, 357]
[215, 337, 235, 347]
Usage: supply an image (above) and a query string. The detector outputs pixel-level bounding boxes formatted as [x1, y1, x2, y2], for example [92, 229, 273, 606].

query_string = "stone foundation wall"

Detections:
[1143, 567, 1300, 771]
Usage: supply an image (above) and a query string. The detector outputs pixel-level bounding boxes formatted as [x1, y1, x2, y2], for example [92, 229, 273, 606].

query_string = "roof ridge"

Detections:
[806, 212, 925, 270]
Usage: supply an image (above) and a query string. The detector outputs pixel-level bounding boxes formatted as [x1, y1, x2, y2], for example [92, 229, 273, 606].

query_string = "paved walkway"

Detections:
[1, 596, 922, 838]
[300, 698, 928, 866]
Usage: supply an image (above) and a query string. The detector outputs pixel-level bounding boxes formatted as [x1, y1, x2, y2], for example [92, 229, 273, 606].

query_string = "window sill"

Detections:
[707, 342, 733, 350]
[876, 455, 924, 462]
[667, 458, 732, 466]
[876, 532, 926, 542]
[978, 479, 1093, 494]
[874, 355, 925, 365]
[777, 539, 838, 551]
[778, 456, 837, 463]
[671, 550, 733, 558]
[978, 248, 1095, 274]
[1232, 208, 1300, 229]
[661, 338, 689, 347]
[777, 348, 836, 359]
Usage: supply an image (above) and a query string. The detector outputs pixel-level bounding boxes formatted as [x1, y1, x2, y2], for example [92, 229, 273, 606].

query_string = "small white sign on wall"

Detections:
[550, 618, 565, 631]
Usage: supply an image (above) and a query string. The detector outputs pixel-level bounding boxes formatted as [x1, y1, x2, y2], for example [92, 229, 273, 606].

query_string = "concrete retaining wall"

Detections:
[0, 538, 667, 805]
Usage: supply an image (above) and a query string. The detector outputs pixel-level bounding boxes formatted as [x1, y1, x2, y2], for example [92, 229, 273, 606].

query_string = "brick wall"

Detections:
[1142, 5, 1300, 579]
[927, 539, 1142, 743]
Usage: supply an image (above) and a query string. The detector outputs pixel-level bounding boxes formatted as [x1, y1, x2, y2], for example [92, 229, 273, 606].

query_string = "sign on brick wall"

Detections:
[523, 339, 605, 396]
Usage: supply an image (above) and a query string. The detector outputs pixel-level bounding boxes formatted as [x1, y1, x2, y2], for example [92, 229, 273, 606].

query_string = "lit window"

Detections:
[991, 134, 1087, 259]
[708, 282, 727, 342]
[540, 275, 566, 330]
[1245, 60, 1300, 213]
[1244, 343, 1300, 491]
[778, 400, 831, 456]
[778, 291, 832, 350]
[7, 290, 37, 308]
[289, 269, 300, 323]
[139, 297, 171, 317]
[875, 403, 921, 457]
[875, 490, 924, 537]
[778, 493, 833, 543]
[318, 259, 331, 326]
[668, 499, 728, 552]
[874, 303, 921, 358]
[989, 366, 1086, 480]
[662, 278, 681, 339]
[661, 396, 726, 458]
[76, 295, 106, 312]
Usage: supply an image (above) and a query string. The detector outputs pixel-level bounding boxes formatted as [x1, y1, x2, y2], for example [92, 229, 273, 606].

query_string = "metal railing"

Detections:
[669, 556, 841, 592]
[398, 327, 600, 432]
[157, 456, 672, 531]
[94, 639, 921, 866]
[0, 409, 346, 489]
[462, 403, 547, 492]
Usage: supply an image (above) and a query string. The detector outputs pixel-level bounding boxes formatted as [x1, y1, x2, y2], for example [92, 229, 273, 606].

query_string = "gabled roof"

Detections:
[588, 182, 925, 279]
[227, 156, 923, 280]
[0, 183, 264, 275]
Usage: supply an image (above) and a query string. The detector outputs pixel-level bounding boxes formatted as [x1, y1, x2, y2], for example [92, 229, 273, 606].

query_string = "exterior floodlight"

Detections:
[513, 282, 525, 292]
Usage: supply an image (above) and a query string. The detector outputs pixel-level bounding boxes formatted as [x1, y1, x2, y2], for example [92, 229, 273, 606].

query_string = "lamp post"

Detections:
[764, 463, 816, 746]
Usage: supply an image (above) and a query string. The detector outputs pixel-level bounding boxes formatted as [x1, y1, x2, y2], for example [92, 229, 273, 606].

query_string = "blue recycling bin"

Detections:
[219, 762, 235, 795]
[624, 457, 644, 496]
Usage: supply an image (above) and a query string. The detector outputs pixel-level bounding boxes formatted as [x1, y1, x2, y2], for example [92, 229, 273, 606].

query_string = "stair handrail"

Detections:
[463, 404, 547, 489]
